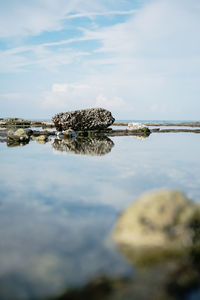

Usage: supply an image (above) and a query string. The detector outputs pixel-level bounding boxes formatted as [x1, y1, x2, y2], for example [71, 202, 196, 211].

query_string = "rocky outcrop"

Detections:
[52, 108, 115, 131]
[53, 136, 114, 156]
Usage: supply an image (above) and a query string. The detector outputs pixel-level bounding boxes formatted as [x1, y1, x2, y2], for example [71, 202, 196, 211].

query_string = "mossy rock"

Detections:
[14, 129, 28, 137]
[113, 190, 200, 267]
[7, 128, 30, 144]
[6, 121, 31, 126]
[35, 135, 48, 144]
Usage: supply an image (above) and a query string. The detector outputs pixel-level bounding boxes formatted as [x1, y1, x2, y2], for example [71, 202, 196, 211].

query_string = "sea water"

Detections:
[0, 132, 200, 299]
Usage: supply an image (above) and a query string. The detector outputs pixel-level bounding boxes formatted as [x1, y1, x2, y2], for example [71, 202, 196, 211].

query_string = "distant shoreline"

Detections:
[1, 118, 200, 135]
[1, 118, 200, 128]
[113, 121, 200, 127]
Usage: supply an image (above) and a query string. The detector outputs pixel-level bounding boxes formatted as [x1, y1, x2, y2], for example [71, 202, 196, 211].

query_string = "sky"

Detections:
[0, 0, 200, 120]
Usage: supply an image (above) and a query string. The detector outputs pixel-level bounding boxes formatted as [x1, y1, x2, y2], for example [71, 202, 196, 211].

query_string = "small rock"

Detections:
[7, 128, 30, 143]
[127, 122, 146, 130]
[14, 128, 28, 137]
[35, 135, 48, 143]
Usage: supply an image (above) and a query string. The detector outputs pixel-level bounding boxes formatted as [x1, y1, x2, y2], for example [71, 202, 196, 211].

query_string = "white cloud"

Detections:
[0, 46, 90, 73]
[66, 9, 137, 20]
[1, 0, 200, 119]
[95, 94, 127, 110]
[82, 0, 200, 61]
[42, 82, 132, 117]
[0, 0, 135, 38]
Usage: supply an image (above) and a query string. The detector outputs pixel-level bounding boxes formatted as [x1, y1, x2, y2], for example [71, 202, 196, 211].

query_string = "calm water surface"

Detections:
[0, 133, 200, 299]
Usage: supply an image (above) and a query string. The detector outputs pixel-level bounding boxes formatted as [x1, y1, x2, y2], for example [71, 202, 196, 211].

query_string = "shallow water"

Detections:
[0, 133, 200, 299]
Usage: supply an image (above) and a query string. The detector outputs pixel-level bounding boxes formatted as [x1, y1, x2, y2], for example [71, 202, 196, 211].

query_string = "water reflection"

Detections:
[45, 190, 200, 300]
[53, 136, 114, 156]
[7, 140, 29, 147]
[1, 134, 200, 299]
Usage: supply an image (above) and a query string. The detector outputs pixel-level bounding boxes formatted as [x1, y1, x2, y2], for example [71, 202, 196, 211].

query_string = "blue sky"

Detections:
[0, 0, 200, 120]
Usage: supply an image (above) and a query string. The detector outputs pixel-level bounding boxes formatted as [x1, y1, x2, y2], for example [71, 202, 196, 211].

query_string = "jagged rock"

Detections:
[53, 136, 114, 156]
[52, 108, 115, 131]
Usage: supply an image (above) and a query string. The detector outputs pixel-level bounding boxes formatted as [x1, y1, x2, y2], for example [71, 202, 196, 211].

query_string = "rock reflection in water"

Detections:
[53, 136, 114, 156]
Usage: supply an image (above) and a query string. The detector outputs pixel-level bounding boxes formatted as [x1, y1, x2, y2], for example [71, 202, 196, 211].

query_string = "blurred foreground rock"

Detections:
[113, 190, 200, 252]
[109, 190, 200, 299]
[52, 108, 115, 131]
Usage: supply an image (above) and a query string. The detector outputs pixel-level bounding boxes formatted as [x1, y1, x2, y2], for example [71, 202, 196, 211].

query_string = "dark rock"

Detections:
[109, 129, 151, 137]
[7, 140, 29, 147]
[52, 108, 115, 131]
[25, 129, 33, 136]
[53, 136, 114, 156]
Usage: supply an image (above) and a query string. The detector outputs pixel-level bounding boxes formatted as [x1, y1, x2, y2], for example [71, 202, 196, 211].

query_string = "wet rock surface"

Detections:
[152, 128, 200, 133]
[53, 136, 114, 156]
[7, 128, 30, 145]
[113, 121, 200, 127]
[110, 128, 151, 137]
[0, 127, 56, 147]
[52, 108, 115, 131]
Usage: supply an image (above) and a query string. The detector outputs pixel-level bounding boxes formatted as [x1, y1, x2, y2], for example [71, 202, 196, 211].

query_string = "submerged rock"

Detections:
[52, 108, 115, 131]
[53, 136, 114, 156]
